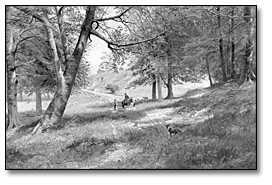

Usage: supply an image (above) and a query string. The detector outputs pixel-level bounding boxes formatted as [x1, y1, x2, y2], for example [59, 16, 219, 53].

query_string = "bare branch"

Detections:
[14, 6, 58, 33]
[95, 7, 132, 22]
[14, 36, 37, 55]
[58, 6, 65, 15]
[91, 29, 166, 51]
[19, 27, 39, 37]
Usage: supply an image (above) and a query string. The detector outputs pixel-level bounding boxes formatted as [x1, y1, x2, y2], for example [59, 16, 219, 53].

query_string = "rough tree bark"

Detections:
[152, 73, 156, 100]
[230, 6, 236, 78]
[32, 6, 97, 134]
[6, 57, 20, 129]
[6, 6, 20, 129]
[165, 42, 174, 99]
[239, 6, 254, 85]
[156, 74, 163, 101]
[217, 6, 227, 82]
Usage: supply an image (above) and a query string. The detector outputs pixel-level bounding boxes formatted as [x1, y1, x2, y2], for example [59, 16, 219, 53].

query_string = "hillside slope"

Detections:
[90, 70, 134, 93]
[90, 70, 210, 100]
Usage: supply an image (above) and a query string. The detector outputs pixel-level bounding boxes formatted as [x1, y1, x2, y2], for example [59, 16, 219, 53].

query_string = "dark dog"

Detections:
[165, 124, 184, 137]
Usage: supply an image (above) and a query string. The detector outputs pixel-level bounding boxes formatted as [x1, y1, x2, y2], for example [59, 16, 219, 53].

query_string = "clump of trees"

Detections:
[100, 6, 256, 100]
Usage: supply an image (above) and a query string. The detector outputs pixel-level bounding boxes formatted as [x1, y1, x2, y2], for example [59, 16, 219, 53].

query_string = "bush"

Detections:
[105, 84, 119, 94]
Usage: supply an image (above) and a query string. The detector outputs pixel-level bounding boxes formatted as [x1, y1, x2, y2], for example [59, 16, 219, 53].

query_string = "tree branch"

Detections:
[13, 6, 44, 22]
[91, 29, 166, 50]
[228, 21, 247, 34]
[160, 74, 168, 86]
[204, 7, 254, 19]
[58, 6, 65, 15]
[14, 36, 38, 56]
[14, 6, 58, 33]
[95, 7, 132, 22]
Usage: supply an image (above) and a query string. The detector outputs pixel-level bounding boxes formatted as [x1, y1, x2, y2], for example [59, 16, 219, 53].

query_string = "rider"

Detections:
[124, 93, 129, 103]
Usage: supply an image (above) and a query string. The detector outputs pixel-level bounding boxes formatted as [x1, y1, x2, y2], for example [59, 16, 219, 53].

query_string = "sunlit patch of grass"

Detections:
[165, 108, 256, 169]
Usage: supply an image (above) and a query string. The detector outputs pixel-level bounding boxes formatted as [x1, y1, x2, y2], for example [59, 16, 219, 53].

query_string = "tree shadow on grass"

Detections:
[15, 87, 210, 134]
[53, 108, 148, 131]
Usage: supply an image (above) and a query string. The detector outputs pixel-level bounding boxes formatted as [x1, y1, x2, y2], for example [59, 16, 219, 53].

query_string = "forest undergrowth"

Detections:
[6, 82, 256, 169]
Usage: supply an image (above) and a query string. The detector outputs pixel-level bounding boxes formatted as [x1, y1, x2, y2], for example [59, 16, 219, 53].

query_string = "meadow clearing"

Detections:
[6, 81, 256, 169]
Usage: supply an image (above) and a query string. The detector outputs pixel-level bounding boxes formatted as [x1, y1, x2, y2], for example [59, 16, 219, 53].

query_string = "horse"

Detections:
[121, 97, 135, 109]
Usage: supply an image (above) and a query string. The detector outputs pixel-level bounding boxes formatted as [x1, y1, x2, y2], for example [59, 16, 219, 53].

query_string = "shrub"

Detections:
[105, 84, 119, 94]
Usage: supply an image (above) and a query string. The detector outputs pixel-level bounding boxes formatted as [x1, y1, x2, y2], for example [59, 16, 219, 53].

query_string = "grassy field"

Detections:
[6, 81, 256, 169]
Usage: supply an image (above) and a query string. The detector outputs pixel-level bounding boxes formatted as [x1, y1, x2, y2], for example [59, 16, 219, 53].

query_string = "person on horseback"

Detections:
[124, 93, 129, 103]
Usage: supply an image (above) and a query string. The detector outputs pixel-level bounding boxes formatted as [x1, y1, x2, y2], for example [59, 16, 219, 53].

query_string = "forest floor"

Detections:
[6, 81, 256, 169]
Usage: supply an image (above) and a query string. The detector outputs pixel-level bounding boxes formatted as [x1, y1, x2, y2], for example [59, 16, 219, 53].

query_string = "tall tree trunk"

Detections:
[165, 61, 174, 99]
[6, 6, 20, 129]
[32, 6, 97, 134]
[165, 43, 174, 99]
[230, 6, 236, 78]
[226, 31, 230, 78]
[205, 57, 213, 87]
[239, 6, 254, 85]
[217, 6, 227, 82]
[7, 58, 20, 129]
[35, 88, 42, 113]
[156, 74, 163, 101]
[152, 74, 156, 100]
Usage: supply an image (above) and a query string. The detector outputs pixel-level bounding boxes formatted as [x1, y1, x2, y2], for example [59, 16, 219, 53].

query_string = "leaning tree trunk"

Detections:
[239, 6, 254, 85]
[152, 74, 156, 100]
[156, 74, 163, 101]
[35, 88, 42, 113]
[32, 6, 97, 134]
[6, 6, 20, 129]
[217, 6, 227, 82]
[6, 55, 20, 129]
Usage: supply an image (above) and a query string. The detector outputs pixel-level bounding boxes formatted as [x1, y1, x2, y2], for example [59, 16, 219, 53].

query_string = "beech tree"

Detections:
[6, 6, 29, 129]
[238, 6, 255, 85]
[6, 6, 166, 134]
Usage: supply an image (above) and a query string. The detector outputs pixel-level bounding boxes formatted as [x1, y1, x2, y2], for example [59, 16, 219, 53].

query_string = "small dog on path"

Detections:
[165, 124, 184, 137]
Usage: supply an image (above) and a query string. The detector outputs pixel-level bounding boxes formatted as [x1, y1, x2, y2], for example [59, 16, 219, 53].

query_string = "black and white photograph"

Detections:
[5, 5, 257, 170]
